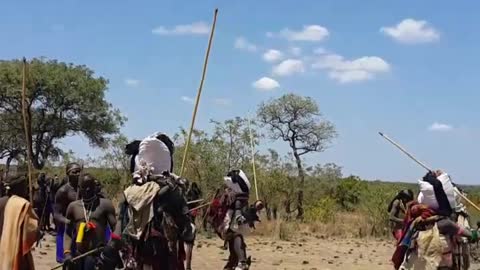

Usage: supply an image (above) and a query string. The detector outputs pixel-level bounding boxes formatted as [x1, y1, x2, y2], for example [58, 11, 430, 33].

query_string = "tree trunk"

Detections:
[293, 149, 305, 220]
[265, 202, 272, 221]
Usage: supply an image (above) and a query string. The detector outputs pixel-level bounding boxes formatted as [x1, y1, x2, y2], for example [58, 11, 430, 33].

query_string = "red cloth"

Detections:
[393, 229, 403, 242]
[391, 201, 437, 269]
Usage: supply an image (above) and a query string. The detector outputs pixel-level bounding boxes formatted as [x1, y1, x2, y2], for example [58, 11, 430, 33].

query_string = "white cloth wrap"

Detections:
[135, 132, 172, 176]
[417, 173, 457, 211]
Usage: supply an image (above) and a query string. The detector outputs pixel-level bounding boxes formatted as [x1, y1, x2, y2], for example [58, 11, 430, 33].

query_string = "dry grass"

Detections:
[250, 211, 390, 241]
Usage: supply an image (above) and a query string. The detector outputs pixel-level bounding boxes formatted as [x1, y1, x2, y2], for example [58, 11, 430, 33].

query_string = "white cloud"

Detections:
[290, 47, 302, 56]
[213, 98, 232, 106]
[278, 25, 330, 41]
[234, 37, 257, 52]
[125, 78, 140, 87]
[152, 21, 209, 35]
[328, 70, 372, 83]
[313, 47, 327, 55]
[380, 18, 440, 44]
[263, 49, 284, 63]
[252, 77, 280, 91]
[428, 122, 453, 132]
[272, 59, 305, 77]
[312, 53, 390, 83]
[181, 96, 195, 104]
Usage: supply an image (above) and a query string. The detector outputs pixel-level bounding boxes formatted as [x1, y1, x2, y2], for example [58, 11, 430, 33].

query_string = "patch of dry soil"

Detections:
[33, 234, 480, 269]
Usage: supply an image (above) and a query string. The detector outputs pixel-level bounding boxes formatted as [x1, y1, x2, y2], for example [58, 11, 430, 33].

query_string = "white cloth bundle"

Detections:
[223, 169, 251, 194]
[417, 173, 457, 210]
[134, 132, 172, 176]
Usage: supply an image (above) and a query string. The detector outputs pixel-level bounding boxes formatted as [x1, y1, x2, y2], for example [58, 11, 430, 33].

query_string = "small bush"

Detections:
[304, 196, 336, 223]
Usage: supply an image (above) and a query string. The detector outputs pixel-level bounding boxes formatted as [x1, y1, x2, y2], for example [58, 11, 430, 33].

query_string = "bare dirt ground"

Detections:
[33, 234, 395, 270]
[32, 234, 480, 270]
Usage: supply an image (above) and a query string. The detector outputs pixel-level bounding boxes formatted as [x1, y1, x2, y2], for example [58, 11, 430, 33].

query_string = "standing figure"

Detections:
[387, 189, 414, 242]
[54, 162, 82, 263]
[117, 132, 190, 270]
[62, 174, 117, 270]
[211, 169, 262, 270]
[183, 181, 202, 270]
[0, 173, 40, 270]
[33, 173, 54, 232]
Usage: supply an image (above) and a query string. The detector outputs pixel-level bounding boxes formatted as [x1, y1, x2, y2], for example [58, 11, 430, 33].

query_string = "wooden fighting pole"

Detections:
[180, 8, 218, 177]
[247, 113, 259, 201]
[21, 57, 34, 204]
[379, 131, 480, 213]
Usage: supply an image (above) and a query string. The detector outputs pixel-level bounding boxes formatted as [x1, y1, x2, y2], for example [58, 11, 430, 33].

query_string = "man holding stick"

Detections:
[62, 174, 117, 270]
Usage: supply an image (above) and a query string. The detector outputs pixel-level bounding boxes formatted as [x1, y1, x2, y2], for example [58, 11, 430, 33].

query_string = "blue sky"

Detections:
[1, 1, 479, 184]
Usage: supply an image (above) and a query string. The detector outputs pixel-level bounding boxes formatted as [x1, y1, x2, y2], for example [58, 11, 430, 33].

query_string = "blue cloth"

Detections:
[56, 224, 111, 263]
[56, 224, 65, 263]
[105, 226, 111, 242]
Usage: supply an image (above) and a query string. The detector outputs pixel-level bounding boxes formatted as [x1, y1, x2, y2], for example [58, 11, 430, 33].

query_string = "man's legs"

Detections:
[232, 235, 249, 270]
[223, 238, 238, 270]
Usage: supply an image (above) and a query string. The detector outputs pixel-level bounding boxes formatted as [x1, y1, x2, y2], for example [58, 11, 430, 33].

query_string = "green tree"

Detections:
[95, 134, 130, 181]
[335, 175, 365, 211]
[257, 93, 337, 219]
[210, 117, 260, 171]
[0, 58, 125, 169]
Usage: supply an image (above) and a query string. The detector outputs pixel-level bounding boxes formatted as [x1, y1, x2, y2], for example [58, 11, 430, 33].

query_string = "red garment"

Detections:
[392, 229, 403, 242]
[391, 201, 437, 269]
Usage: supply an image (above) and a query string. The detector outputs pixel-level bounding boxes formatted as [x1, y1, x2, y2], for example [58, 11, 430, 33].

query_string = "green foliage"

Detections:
[257, 93, 337, 153]
[304, 196, 336, 223]
[335, 176, 366, 211]
[0, 58, 125, 169]
[257, 93, 338, 219]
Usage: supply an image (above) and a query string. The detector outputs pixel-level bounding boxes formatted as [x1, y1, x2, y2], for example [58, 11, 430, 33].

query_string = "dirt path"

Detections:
[33, 233, 480, 269]
[33, 234, 398, 270]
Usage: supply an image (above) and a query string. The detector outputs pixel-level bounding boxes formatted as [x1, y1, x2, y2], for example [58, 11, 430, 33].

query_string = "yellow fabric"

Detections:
[401, 223, 451, 270]
[0, 195, 39, 270]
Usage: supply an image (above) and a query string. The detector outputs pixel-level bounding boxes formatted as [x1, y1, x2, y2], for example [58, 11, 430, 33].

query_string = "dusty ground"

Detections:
[33, 233, 397, 270]
[32, 233, 480, 270]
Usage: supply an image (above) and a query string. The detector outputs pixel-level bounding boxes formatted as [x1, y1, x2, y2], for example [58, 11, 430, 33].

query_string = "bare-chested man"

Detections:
[54, 162, 82, 263]
[63, 174, 117, 270]
[388, 189, 414, 242]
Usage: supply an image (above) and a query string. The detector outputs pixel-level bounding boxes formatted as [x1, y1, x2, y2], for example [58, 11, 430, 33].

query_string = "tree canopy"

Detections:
[257, 93, 337, 219]
[0, 58, 125, 169]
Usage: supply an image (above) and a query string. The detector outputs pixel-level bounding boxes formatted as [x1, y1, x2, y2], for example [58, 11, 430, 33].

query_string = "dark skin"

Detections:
[64, 175, 116, 257]
[54, 164, 81, 226]
[389, 199, 406, 225]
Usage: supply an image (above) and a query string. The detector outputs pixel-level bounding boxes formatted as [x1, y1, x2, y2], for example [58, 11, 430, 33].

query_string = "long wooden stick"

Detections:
[21, 57, 33, 204]
[189, 201, 212, 213]
[50, 247, 103, 270]
[379, 132, 430, 171]
[379, 131, 480, 213]
[180, 8, 218, 177]
[187, 198, 204, 205]
[247, 114, 259, 201]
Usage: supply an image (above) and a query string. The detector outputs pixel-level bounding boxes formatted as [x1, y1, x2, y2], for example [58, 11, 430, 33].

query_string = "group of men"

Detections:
[0, 131, 262, 270]
[388, 170, 479, 269]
